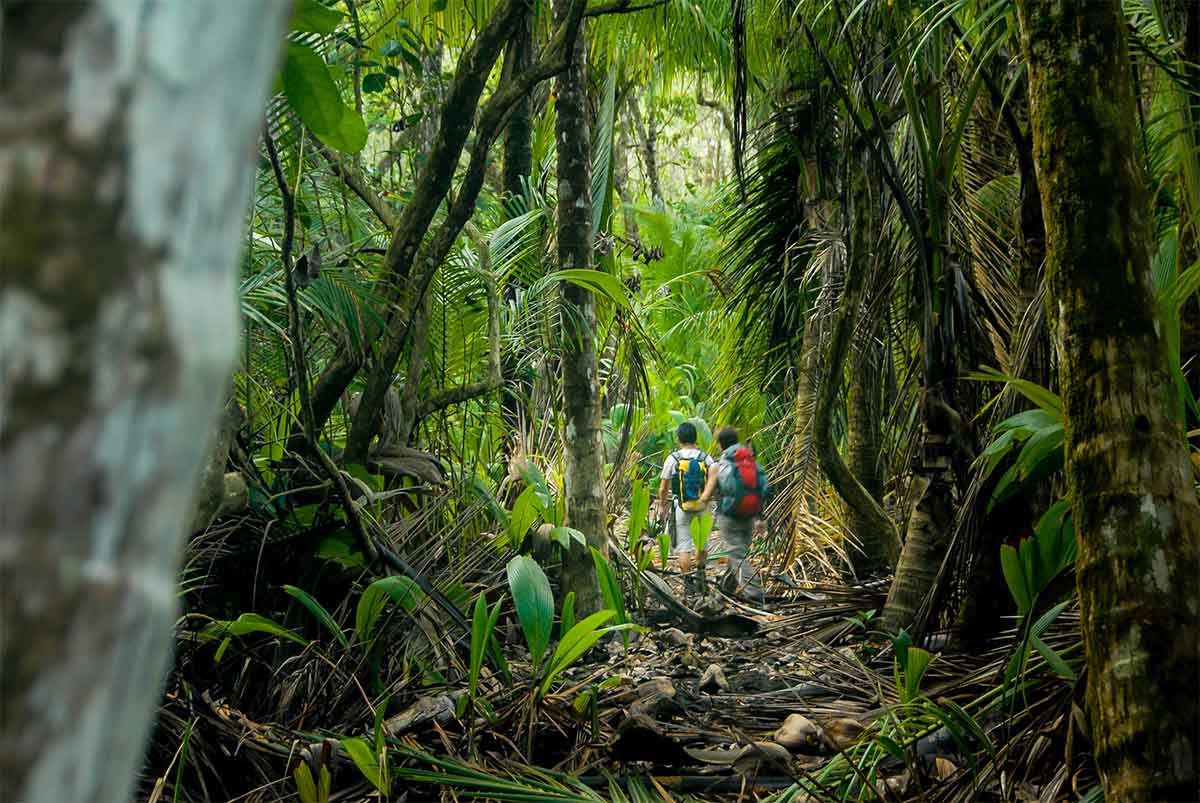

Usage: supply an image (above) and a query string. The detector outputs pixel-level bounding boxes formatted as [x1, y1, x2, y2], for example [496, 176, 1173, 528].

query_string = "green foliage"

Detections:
[355, 576, 424, 648]
[891, 630, 934, 704]
[198, 613, 307, 662]
[536, 610, 622, 699]
[292, 762, 331, 803]
[506, 556, 555, 672]
[689, 511, 714, 554]
[468, 593, 505, 709]
[1000, 500, 1076, 618]
[290, 0, 343, 34]
[657, 530, 671, 570]
[591, 547, 629, 648]
[280, 43, 367, 153]
[341, 736, 388, 795]
[627, 477, 651, 552]
[560, 591, 576, 640]
[283, 585, 349, 649]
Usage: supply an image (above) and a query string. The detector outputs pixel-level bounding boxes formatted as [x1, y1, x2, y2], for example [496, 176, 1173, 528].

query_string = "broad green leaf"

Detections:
[362, 73, 389, 94]
[546, 269, 634, 312]
[1031, 635, 1076, 680]
[282, 43, 345, 135]
[355, 576, 424, 647]
[199, 613, 307, 646]
[591, 547, 627, 628]
[316, 531, 365, 568]
[315, 107, 368, 154]
[1033, 501, 1075, 587]
[290, 0, 343, 34]
[967, 367, 1062, 413]
[1014, 422, 1064, 482]
[549, 526, 586, 551]
[340, 737, 386, 793]
[507, 486, 541, 546]
[506, 556, 554, 671]
[293, 763, 318, 803]
[538, 610, 620, 697]
[284, 585, 349, 649]
[1000, 544, 1032, 615]
[689, 512, 713, 553]
[628, 479, 650, 551]
[996, 408, 1060, 434]
[560, 591, 576, 639]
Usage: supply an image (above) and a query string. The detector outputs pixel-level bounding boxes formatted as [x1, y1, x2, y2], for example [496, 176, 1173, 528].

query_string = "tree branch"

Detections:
[584, 0, 668, 16]
[313, 139, 397, 229]
[345, 0, 590, 462]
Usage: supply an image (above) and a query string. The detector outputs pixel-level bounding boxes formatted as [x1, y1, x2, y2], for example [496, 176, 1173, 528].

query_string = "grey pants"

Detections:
[716, 514, 762, 601]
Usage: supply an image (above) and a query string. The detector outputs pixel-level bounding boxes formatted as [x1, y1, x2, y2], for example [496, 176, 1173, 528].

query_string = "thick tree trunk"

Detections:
[0, 4, 286, 802]
[554, 0, 605, 615]
[1015, 2, 1200, 798]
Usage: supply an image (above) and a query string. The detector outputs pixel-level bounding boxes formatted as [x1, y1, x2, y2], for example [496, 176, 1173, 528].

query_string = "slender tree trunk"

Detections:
[554, 0, 605, 615]
[847, 317, 889, 574]
[0, 4, 286, 802]
[499, 4, 534, 451]
[627, 96, 663, 207]
[814, 156, 901, 569]
[1015, 3, 1200, 798]
[502, 3, 534, 203]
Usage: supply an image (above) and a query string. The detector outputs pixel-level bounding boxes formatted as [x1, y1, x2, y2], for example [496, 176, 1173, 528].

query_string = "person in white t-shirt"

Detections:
[654, 422, 714, 573]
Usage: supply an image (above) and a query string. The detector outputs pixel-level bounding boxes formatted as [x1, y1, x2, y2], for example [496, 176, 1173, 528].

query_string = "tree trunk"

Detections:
[846, 317, 889, 574]
[814, 155, 901, 570]
[0, 4, 286, 802]
[499, 5, 534, 451]
[554, 0, 605, 615]
[1015, 2, 1200, 798]
[502, 4, 534, 203]
[627, 96, 663, 207]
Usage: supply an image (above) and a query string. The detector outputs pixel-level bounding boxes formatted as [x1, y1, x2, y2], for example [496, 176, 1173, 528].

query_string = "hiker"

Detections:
[698, 426, 770, 604]
[654, 422, 714, 573]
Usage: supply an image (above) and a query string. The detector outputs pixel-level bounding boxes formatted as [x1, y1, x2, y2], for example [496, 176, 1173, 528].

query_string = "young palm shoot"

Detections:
[689, 512, 714, 596]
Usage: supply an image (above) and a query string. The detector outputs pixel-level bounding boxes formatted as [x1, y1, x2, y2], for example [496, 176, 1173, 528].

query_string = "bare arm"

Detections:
[656, 477, 671, 516]
[698, 468, 720, 505]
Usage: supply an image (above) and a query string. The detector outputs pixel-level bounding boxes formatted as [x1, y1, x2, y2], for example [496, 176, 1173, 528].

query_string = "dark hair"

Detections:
[676, 422, 698, 445]
[717, 426, 739, 450]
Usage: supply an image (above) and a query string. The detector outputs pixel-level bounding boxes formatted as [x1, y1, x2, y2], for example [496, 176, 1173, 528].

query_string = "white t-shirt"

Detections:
[660, 447, 714, 480]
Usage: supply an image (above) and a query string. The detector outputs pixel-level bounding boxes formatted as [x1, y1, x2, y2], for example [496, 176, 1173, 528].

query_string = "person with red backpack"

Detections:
[654, 422, 714, 570]
[698, 426, 771, 604]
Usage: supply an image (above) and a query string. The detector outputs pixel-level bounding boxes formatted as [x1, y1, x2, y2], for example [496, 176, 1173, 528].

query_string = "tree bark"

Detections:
[814, 156, 901, 573]
[502, 2, 534, 203]
[1015, 2, 1200, 798]
[846, 317, 889, 574]
[554, 0, 605, 615]
[627, 95, 663, 207]
[0, 3, 286, 802]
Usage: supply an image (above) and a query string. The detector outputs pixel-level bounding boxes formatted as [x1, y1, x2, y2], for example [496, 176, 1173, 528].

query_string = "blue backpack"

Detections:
[672, 451, 709, 512]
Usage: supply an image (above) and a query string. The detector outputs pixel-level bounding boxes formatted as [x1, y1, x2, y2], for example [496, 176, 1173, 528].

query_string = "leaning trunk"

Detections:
[846, 317, 888, 574]
[554, 0, 605, 615]
[1015, 2, 1200, 797]
[0, 4, 285, 801]
[814, 154, 901, 570]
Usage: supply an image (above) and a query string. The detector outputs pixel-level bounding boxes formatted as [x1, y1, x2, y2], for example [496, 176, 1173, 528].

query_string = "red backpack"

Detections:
[719, 445, 763, 517]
